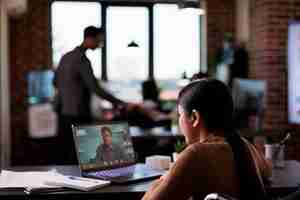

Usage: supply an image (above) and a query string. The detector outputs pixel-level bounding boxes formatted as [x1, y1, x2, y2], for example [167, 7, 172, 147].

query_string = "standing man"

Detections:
[53, 26, 129, 164]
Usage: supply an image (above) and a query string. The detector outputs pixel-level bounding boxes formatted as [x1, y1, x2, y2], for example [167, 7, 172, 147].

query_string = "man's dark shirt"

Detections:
[54, 46, 124, 118]
[95, 143, 125, 163]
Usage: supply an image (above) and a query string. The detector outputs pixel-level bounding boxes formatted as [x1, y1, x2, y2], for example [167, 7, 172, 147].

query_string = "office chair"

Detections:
[204, 193, 238, 200]
[279, 189, 300, 200]
[204, 189, 300, 200]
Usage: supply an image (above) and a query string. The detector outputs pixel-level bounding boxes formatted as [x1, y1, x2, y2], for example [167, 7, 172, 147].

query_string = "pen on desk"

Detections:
[279, 133, 291, 146]
[24, 187, 68, 195]
[273, 132, 292, 159]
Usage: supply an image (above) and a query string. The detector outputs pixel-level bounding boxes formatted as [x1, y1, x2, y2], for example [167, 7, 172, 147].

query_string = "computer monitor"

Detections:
[27, 70, 55, 104]
[232, 78, 266, 130]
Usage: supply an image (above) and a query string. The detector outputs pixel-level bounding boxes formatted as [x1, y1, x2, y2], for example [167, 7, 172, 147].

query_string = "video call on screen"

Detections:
[76, 124, 135, 168]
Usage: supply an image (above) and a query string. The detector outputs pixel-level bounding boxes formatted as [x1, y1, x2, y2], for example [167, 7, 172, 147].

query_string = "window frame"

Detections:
[49, 0, 204, 81]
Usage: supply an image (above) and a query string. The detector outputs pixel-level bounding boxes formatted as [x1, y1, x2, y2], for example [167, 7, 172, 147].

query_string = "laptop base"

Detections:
[82, 164, 164, 184]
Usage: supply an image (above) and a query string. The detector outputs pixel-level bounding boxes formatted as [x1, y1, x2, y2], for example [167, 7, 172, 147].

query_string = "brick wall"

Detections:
[249, 0, 300, 131]
[206, 0, 236, 74]
[10, 0, 51, 165]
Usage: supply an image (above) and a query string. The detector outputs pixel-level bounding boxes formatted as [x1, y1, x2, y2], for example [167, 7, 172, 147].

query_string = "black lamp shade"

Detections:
[127, 41, 139, 48]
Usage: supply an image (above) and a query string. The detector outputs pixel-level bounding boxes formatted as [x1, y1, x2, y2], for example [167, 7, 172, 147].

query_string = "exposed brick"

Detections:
[249, 0, 299, 132]
[206, 0, 235, 74]
[10, 0, 51, 165]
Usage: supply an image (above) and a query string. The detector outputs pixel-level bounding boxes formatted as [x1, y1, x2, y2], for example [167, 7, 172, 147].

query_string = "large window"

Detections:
[154, 4, 200, 88]
[51, 1, 102, 78]
[106, 6, 149, 102]
[153, 4, 201, 100]
[51, 1, 202, 101]
[107, 6, 149, 81]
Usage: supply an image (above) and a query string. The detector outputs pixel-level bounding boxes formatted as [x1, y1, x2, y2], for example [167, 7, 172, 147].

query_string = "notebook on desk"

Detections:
[45, 175, 110, 191]
[72, 122, 164, 184]
[0, 170, 62, 194]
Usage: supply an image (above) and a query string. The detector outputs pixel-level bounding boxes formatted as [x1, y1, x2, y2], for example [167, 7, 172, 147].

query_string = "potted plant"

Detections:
[170, 108, 179, 134]
[173, 140, 186, 162]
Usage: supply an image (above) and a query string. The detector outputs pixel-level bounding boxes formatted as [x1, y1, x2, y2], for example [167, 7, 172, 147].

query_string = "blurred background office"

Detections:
[0, 0, 299, 167]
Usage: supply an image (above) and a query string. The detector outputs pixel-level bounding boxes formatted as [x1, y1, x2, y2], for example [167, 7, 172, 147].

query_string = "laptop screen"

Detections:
[73, 122, 136, 171]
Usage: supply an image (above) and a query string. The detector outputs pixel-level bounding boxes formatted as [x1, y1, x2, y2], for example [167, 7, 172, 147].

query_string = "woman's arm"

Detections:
[142, 146, 204, 200]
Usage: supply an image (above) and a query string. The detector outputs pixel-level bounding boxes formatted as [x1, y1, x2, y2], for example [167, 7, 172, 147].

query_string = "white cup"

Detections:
[172, 152, 179, 162]
[145, 155, 171, 170]
[265, 144, 285, 168]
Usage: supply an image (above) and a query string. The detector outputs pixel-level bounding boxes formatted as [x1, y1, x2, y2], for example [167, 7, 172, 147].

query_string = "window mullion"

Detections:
[149, 5, 154, 79]
[102, 2, 108, 81]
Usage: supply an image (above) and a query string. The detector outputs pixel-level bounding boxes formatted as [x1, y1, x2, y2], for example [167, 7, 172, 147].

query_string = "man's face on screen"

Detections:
[101, 130, 113, 146]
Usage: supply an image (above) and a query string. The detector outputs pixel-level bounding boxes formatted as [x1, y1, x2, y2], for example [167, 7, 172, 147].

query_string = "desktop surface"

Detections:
[1, 161, 300, 199]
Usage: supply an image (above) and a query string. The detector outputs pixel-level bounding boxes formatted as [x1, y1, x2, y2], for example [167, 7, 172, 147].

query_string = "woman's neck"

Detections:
[188, 128, 226, 145]
[187, 128, 210, 144]
[199, 131, 210, 143]
[199, 129, 225, 143]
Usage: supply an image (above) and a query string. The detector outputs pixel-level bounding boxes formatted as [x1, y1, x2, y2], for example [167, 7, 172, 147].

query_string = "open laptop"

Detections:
[72, 122, 164, 184]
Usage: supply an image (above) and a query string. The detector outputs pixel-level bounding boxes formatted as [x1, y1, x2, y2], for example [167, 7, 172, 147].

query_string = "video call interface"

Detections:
[75, 124, 135, 170]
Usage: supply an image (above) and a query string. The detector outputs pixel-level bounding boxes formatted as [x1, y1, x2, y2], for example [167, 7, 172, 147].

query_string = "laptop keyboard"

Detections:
[87, 165, 161, 179]
[90, 166, 136, 178]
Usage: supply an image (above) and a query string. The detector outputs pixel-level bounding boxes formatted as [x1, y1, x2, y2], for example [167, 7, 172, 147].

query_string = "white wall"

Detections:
[236, 0, 250, 42]
[0, 0, 11, 167]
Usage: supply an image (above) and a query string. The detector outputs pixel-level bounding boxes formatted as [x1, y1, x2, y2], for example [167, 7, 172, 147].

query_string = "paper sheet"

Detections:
[0, 170, 60, 189]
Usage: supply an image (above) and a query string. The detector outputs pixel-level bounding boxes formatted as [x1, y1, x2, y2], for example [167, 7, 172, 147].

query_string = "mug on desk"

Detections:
[265, 144, 285, 168]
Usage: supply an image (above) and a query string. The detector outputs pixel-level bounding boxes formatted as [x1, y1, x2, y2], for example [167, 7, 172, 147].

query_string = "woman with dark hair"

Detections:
[142, 79, 271, 200]
[190, 72, 209, 81]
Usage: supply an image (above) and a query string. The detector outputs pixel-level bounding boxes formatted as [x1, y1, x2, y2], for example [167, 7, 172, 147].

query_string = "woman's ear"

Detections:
[191, 110, 201, 127]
